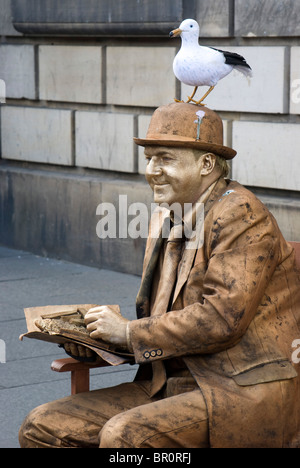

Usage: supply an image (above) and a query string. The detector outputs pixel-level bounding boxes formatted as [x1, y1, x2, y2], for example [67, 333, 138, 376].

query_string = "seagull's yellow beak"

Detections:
[169, 28, 182, 38]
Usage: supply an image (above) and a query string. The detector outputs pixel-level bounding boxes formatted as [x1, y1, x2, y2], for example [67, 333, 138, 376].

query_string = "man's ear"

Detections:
[199, 153, 217, 175]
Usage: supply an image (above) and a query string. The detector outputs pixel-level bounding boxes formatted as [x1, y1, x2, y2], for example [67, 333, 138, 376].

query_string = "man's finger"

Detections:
[64, 342, 80, 356]
[78, 345, 87, 358]
[84, 313, 99, 325]
[69, 343, 80, 356]
[86, 306, 105, 317]
[86, 320, 99, 332]
[64, 342, 72, 354]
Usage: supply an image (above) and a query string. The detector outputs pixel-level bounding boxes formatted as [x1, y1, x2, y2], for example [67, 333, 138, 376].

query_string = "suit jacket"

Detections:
[129, 178, 300, 448]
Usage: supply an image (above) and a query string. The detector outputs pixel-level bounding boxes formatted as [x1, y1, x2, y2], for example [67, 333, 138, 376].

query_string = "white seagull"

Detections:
[170, 19, 252, 105]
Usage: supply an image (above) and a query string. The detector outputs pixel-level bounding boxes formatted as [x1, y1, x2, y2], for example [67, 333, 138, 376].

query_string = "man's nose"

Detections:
[146, 159, 163, 176]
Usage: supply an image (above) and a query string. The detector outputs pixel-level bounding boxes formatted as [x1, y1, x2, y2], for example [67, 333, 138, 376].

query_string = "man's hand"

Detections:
[63, 343, 97, 361]
[85, 306, 131, 351]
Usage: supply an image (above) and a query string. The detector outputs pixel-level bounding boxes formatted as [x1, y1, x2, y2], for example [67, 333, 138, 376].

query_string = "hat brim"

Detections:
[133, 137, 237, 160]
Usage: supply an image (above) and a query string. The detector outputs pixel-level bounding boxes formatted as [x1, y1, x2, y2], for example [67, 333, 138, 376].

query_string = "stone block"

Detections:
[258, 194, 300, 243]
[235, 0, 300, 37]
[0, 45, 35, 99]
[106, 46, 177, 107]
[290, 47, 300, 115]
[75, 111, 136, 172]
[1, 106, 73, 165]
[232, 121, 300, 191]
[196, 0, 232, 37]
[181, 47, 288, 114]
[39, 45, 102, 104]
[0, 0, 21, 36]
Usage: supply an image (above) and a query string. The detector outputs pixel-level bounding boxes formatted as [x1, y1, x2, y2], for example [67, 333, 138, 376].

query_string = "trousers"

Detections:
[19, 376, 208, 448]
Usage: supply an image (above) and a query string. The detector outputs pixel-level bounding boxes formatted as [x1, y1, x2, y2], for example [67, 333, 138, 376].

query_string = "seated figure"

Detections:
[19, 103, 300, 448]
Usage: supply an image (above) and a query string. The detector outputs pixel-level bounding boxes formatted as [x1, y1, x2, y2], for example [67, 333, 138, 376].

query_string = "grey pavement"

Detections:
[0, 245, 140, 448]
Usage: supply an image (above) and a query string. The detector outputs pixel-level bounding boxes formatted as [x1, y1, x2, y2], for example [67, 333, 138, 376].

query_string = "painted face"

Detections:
[145, 146, 204, 208]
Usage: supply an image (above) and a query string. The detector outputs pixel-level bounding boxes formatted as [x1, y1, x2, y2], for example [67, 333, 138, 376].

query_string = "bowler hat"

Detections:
[134, 102, 236, 160]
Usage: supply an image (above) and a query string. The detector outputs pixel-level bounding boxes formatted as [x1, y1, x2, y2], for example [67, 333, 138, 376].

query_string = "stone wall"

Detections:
[0, 0, 300, 275]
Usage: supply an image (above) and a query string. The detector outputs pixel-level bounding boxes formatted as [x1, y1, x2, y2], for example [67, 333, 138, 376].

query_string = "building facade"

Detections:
[0, 0, 299, 275]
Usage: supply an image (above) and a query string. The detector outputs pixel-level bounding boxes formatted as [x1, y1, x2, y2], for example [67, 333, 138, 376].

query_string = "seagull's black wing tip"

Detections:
[210, 47, 252, 70]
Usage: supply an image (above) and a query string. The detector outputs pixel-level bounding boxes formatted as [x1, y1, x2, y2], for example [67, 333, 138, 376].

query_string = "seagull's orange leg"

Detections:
[186, 86, 198, 103]
[192, 86, 215, 106]
[174, 86, 198, 104]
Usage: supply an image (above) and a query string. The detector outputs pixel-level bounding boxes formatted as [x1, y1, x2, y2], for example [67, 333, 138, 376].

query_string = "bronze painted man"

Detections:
[19, 103, 300, 448]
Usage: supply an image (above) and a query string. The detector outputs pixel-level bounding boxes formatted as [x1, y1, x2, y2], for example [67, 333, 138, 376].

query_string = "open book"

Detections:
[20, 304, 134, 366]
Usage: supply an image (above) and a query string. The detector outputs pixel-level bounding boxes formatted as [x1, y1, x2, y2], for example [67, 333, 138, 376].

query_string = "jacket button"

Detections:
[156, 349, 163, 356]
[150, 350, 156, 357]
[143, 351, 150, 359]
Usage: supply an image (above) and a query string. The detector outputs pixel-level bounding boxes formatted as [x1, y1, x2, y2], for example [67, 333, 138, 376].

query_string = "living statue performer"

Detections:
[19, 103, 300, 448]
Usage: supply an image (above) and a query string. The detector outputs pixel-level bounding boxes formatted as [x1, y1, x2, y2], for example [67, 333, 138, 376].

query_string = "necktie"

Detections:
[150, 222, 185, 397]
[151, 222, 185, 316]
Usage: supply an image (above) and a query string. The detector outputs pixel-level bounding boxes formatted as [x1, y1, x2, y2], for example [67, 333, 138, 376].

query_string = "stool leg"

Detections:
[71, 369, 90, 395]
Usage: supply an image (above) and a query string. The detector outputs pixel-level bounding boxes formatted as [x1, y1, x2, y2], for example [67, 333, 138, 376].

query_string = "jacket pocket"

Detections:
[232, 359, 298, 386]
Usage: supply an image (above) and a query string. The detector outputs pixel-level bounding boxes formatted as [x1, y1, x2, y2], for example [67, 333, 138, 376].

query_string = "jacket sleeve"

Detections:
[128, 193, 281, 364]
